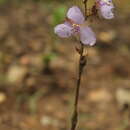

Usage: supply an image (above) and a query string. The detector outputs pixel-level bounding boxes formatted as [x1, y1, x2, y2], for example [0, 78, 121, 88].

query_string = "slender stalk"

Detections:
[70, 43, 86, 130]
[70, 1, 88, 130]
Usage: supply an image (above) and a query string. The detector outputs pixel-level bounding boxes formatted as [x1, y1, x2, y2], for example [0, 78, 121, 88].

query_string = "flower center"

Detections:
[65, 17, 80, 34]
[72, 23, 80, 34]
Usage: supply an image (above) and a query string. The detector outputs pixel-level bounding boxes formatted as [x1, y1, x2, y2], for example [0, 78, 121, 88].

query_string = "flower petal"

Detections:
[67, 6, 85, 24]
[54, 23, 73, 38]
[100, 5, 114, 19]
[80, 26, 96, 46]
[96, 0, 114, 19]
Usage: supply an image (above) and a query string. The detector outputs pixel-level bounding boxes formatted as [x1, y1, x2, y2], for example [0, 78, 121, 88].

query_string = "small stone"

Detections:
[0, 92, 6, 104]
[98, 30, 116, 43]
[40, 116, 59, 126]
[7, 65, 28, 84]
[88, 89, 111, 102]
[20, 55, 31, 65]
[116, 88, 130, 109]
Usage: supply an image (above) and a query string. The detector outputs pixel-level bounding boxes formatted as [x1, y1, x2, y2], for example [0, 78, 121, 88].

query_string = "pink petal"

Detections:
[100, 5, 114, 19]
[80, 26, 96, 46]
[54, 23, 73, 38]
[67, 6, 85, 24]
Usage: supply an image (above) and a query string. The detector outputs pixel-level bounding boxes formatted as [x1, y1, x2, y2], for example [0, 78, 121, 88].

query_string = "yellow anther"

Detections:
[72, 24, 80, 27]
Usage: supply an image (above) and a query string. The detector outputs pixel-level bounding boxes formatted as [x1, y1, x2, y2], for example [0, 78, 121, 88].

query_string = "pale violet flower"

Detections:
[96, 0, 114, 19]
[54, 6, 96, 46]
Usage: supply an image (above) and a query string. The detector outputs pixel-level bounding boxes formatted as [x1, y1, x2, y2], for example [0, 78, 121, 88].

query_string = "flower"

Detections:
[54, 6, 96, 46]
[96, 0, 114, 19]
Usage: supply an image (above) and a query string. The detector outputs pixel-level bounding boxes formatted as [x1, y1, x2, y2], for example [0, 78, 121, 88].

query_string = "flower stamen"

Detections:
[72, 23, 80, 34]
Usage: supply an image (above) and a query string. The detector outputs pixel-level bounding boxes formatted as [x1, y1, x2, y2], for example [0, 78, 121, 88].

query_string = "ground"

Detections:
[0, 1, 130, 130]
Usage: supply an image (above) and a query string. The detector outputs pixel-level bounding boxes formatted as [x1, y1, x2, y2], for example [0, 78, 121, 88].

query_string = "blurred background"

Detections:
[0, 0, 130, 130]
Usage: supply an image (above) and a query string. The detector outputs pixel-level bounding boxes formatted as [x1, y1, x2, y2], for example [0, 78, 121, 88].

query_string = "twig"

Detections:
[70, 1, 88, 130]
